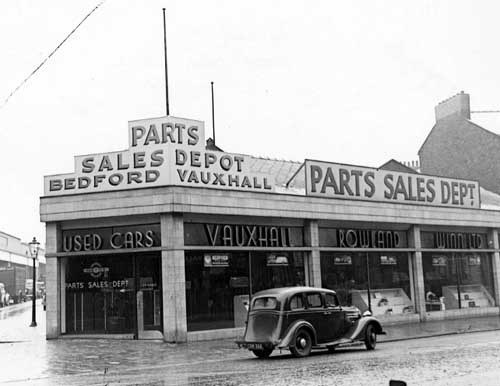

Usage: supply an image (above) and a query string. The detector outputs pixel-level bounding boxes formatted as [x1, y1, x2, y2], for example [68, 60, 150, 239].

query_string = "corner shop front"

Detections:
[41, 115, 500, 341]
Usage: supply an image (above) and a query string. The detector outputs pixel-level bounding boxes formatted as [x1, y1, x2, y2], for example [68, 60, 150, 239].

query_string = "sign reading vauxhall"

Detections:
[44, 116, 274, 196]
[305, 159, 480, 208]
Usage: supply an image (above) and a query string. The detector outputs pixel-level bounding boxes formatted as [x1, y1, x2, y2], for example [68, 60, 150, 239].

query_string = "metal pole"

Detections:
[211, 81, 215, 143]
[162, 8, 170, 116]
[455, 253, 462, 309]
[366, 253, 372, 313]
[30, 256, 37, 327]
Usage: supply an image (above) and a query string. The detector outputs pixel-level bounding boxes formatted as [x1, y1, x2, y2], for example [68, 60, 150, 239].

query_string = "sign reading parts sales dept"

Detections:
[305, 159, 480, 209]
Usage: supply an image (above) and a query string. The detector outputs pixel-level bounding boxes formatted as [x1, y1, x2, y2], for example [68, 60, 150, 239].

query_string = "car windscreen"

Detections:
[252, 296, 279, 310]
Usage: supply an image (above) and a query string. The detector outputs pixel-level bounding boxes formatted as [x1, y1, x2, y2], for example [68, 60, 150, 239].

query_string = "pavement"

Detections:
[1, 303, 500, 385]
[379, 315, 500, 342]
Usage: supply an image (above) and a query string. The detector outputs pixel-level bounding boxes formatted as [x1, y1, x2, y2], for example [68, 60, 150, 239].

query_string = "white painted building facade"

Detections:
[40, 116, 500, 341]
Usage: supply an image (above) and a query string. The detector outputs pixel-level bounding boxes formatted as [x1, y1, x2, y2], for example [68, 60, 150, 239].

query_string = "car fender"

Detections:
[348, 316, 384, 341]
[278, 320, 316, 349]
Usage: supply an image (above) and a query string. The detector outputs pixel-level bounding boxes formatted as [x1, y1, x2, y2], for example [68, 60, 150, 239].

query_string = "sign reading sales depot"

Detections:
[44, 116, 274, 196]
[305, 160, 480, 208]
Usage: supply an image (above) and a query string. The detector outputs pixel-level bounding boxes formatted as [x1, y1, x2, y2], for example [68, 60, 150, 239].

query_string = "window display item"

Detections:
[442, 284, 494, 310]
[350, 288, 412, 316]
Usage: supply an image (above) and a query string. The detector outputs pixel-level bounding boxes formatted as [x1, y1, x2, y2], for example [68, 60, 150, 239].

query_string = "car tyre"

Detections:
[364, 323, 377, 350]
[251, 348, 273, 358]
[290, 328, 313, 358]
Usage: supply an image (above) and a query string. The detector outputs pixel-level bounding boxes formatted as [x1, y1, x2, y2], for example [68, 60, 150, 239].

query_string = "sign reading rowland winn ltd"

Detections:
[44, 116, 274, 196]
[305, 159, 480, 209]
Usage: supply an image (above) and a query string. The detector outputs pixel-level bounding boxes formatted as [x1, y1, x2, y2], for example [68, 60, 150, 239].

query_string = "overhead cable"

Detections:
[0, 0, 106, 110]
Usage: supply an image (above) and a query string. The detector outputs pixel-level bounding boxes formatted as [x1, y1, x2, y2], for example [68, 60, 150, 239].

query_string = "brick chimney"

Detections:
[435, 91, 470, 121]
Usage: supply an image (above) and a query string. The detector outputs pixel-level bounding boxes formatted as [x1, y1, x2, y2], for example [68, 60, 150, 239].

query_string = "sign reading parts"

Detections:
[305, 159, 480, 208]
[44, 116, 275, 196]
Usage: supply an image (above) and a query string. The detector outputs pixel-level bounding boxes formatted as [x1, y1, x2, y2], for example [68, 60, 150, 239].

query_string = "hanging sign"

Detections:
[204, 254, 229, 267]
[468, 255, 481, 265]
[266, 254, 289, 266]
[305, 159, 480, 208]
[380, 255, 397, 265]
[334, 255, 352, 265]
[432, 256, 447, 266]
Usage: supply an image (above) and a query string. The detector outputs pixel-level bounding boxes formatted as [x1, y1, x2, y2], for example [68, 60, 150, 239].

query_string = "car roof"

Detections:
[252, 286, 336, 301]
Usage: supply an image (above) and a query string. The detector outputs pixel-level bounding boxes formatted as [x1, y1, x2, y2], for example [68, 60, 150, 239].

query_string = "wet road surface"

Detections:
[1, 304, 500, 385]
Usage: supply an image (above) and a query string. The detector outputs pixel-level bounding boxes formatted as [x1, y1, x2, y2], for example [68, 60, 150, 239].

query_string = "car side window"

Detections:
[306, 293, 323, 308]
[325, 293, 339, 307]
[290, 294, 305, 310]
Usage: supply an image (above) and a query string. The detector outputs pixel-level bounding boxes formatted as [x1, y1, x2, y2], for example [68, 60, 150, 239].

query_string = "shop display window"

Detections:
[250, 252, 305, 294]
[185, 251, 305, 332]
[423, 252, 495, 311]
[320, 252, 412, 316]
[64, 253, 161, 335]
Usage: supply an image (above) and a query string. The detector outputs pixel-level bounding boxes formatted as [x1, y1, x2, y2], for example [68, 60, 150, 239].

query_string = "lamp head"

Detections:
[28, 237, 40, 259]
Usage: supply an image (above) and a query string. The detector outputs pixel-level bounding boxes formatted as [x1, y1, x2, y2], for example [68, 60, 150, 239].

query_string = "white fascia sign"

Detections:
[305, 159, 480, 209]
[44, 116, 275, 196]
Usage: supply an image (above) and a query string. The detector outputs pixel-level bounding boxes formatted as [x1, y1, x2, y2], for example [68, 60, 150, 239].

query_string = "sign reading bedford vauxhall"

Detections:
[305, 159, 480, 208]
[44, 116, 274, 196]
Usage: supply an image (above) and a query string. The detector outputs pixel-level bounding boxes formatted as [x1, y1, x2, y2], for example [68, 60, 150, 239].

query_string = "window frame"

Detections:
[324, 292, 340, 308]
[289, 293, 306, 311]
[251, 296, 279, 311]
[305, 291, 324, 309]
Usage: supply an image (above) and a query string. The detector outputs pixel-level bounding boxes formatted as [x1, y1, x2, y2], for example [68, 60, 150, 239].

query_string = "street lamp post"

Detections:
[28, 237, 40, 327]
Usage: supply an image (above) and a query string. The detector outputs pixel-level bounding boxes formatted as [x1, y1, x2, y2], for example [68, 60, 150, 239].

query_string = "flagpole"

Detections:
[162, 8, 170, 116]
[211, 81, 215, 143]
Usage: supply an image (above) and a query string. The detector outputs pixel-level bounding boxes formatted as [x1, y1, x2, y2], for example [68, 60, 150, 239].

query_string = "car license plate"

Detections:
[246, 343, 263, 350]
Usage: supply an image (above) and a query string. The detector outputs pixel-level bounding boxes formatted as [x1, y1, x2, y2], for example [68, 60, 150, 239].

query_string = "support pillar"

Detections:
[305, 220, 321, 287]
[161, 213, 187, 342]
[488, 229, 500, 307]
[409, 225, 426, 320]
[45, 222, 61, 339]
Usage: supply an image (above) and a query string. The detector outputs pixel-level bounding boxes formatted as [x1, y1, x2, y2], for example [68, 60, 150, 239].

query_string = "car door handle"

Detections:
[323, 311, 332, 315]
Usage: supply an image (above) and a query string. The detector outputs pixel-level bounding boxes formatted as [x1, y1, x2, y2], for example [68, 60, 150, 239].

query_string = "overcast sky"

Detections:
[1, 0, 500, 244]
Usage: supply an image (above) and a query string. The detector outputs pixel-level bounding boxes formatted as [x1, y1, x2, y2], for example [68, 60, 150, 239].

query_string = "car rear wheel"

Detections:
[251, 348, 273, 358]
[290, 329, 312, 358]
[364, 323, 377, 350]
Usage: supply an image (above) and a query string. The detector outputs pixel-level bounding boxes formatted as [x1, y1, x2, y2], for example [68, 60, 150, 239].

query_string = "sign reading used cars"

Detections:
[305, 159, 480, 208]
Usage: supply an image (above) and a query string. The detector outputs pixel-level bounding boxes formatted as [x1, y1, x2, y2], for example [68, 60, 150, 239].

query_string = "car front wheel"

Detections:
[251, 348, 273, 358]
[290, 328, 312, 358]
[364, 324, 377, 350]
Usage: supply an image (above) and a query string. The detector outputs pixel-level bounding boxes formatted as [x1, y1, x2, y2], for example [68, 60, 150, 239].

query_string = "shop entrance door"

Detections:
[104, 285, 135, 333]
[136, 255, 162, 337]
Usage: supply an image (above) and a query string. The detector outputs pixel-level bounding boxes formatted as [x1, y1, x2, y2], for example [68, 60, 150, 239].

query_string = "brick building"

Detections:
[419, 92, 500, 194]
[0, 231, 46, 303]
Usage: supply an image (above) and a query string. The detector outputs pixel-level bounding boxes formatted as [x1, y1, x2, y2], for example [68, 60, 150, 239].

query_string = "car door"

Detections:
[304, 291, 329, 343]
[323, 292, 345, 341]
[287, 292, 307, 330]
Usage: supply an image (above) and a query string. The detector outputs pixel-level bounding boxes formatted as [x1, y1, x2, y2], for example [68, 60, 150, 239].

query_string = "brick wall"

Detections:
[419, 116, 500, 195]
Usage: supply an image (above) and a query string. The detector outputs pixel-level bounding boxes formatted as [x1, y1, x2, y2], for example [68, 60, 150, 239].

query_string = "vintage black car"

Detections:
[236, 286, 386, 358]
